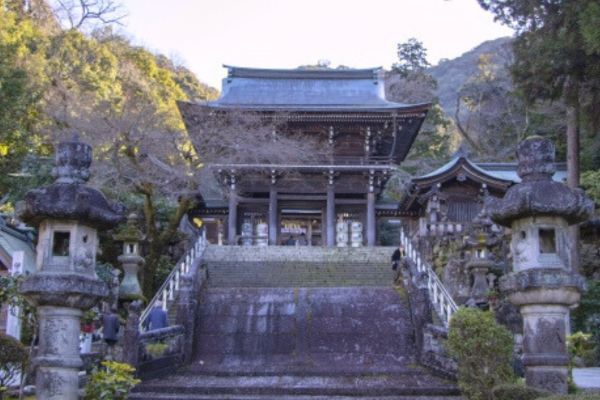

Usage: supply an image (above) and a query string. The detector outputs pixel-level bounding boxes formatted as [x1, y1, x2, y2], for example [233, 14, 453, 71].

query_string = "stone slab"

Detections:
[573, 368, 600, 392]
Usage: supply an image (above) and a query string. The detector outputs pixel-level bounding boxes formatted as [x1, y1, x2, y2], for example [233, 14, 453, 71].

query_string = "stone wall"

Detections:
[401, 256, 457, 380]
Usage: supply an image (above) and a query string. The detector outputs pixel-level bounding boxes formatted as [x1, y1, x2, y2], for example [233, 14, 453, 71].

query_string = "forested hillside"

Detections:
[0, 0, 221, 296]
[428, 37, 513, 120]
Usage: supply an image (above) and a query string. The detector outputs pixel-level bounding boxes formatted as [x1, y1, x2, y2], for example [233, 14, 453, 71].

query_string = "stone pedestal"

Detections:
[468, 259, 494, 301]
[521, 304, 570, 392]
[36, 307, 83, 400]
[502, 270, 586, 393]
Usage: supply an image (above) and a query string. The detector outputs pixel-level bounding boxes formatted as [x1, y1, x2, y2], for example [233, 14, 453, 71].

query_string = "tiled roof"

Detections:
[203, 66, 430, 112]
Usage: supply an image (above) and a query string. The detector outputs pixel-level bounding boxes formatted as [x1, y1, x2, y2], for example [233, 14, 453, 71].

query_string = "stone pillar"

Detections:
[18, 139, 125, 400]
[269, 173, 278, 246]
[228, 172, 237, 245]
[326, 180, 335, 247]
[366, 170, 376, 247]
[486, 137, 593, 394]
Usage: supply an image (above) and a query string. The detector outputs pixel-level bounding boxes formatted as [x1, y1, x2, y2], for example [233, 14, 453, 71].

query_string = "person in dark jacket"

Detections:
[102, 306, 120, 358]
[391, 243, 406, 285]
[145, 301, 169, 331]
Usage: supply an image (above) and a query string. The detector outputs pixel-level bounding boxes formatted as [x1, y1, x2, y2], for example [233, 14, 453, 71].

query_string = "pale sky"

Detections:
[118, 0, 514, 90]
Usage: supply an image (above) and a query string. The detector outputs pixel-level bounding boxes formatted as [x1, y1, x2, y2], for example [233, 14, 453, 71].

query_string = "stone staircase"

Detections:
[203, 246, 395, 287]
[130, 246, 461, 399]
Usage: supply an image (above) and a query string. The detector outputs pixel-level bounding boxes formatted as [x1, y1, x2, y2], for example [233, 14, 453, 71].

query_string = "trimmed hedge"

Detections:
[448, 308, 516, 400]
[540, 395, 600, 400]
[492, 383, 552, 400]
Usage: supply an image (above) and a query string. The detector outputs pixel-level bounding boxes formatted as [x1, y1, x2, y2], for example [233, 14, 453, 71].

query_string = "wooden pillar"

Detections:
[228, 172, 237, 245]
[366, 170, 376, 247]
[367, 192, 376, 246]
[269, 171, 278, 245]
[327, 171, 335, 247]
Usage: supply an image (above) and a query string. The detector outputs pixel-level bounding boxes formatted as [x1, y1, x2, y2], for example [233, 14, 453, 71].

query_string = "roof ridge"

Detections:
[224, 65, 382, 80]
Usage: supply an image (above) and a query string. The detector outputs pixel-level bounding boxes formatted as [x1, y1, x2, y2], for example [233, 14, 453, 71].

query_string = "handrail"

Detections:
[400, 230, 459, 327]
[139, 235, 207, 329]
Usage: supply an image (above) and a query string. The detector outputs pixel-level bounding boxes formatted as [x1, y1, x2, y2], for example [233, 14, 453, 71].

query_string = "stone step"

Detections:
[130, 396, 463, 400]
[202, 245, 394, 263]
[205, 261, 394, 288]
[130, 374, 462, 399]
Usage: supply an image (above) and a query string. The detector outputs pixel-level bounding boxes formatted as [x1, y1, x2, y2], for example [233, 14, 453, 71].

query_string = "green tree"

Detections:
[394, 37, 430, 77]
[455, 48, 528, 161]
[0, 2, 49, 199]
[477, 0, 600, 274]
[477, 0, 600, 187]
[385, 38, 454, 197]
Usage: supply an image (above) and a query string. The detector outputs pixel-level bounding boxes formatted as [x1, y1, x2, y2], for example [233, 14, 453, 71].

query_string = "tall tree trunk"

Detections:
[565, 79, 581, 274]
[454, 97, 481, 154]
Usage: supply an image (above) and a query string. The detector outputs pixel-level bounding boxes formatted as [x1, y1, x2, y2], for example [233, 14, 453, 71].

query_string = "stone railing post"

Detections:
[123, 301, 141, 369]
[405, 257, 433, 363]
[175, 275, 197, 364]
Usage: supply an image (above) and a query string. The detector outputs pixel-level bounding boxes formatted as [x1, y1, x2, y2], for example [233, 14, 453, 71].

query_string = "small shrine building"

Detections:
[399, 156, 568, 237]
[178, 66, 430, 246]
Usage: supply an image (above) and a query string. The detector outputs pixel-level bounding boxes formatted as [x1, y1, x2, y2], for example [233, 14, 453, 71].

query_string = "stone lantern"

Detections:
[18, 138, 125, 400]
[114, 213, 144, 300]
[465, 232, 495, 302]
[485, 137, 594, 394]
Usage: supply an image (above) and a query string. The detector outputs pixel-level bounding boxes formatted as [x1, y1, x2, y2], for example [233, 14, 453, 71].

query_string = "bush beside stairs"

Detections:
[130, 245, 461, 399]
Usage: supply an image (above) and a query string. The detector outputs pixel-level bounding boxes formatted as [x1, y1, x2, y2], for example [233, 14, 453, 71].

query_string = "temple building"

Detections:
[178, 66, 430, 246]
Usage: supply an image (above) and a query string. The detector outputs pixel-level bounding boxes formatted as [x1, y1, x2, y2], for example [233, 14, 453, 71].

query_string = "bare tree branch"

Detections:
[48, 0, 127, 31]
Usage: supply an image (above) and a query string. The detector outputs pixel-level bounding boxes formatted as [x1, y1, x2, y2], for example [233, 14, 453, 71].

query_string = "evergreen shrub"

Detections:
[83, 361, 140, 400]
[491, 383, 551, 400]
[448, 308, 515, 400]
[0, 334, 30, 397]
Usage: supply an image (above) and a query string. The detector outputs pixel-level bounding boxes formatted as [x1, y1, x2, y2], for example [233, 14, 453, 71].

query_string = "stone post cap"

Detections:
[51, 137, 92, 184]
[516, 136, 556, 181]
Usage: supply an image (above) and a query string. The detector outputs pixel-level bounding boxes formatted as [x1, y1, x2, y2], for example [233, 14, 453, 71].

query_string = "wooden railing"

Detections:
[400, 230, 459, 327]
[140, 235, 207, 328]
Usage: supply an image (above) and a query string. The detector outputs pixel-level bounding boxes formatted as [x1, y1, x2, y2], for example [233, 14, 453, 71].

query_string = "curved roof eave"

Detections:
[413, 157, 515, 189]
[196, 102, 432, 114]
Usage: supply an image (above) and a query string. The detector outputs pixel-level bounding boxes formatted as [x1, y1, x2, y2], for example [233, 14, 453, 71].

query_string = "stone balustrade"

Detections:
[140, 235, 207, 328]
[400, 230, 459, 327]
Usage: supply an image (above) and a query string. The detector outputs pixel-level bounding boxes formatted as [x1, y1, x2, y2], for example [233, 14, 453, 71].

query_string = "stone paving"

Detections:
[573, 368, 600, 393]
